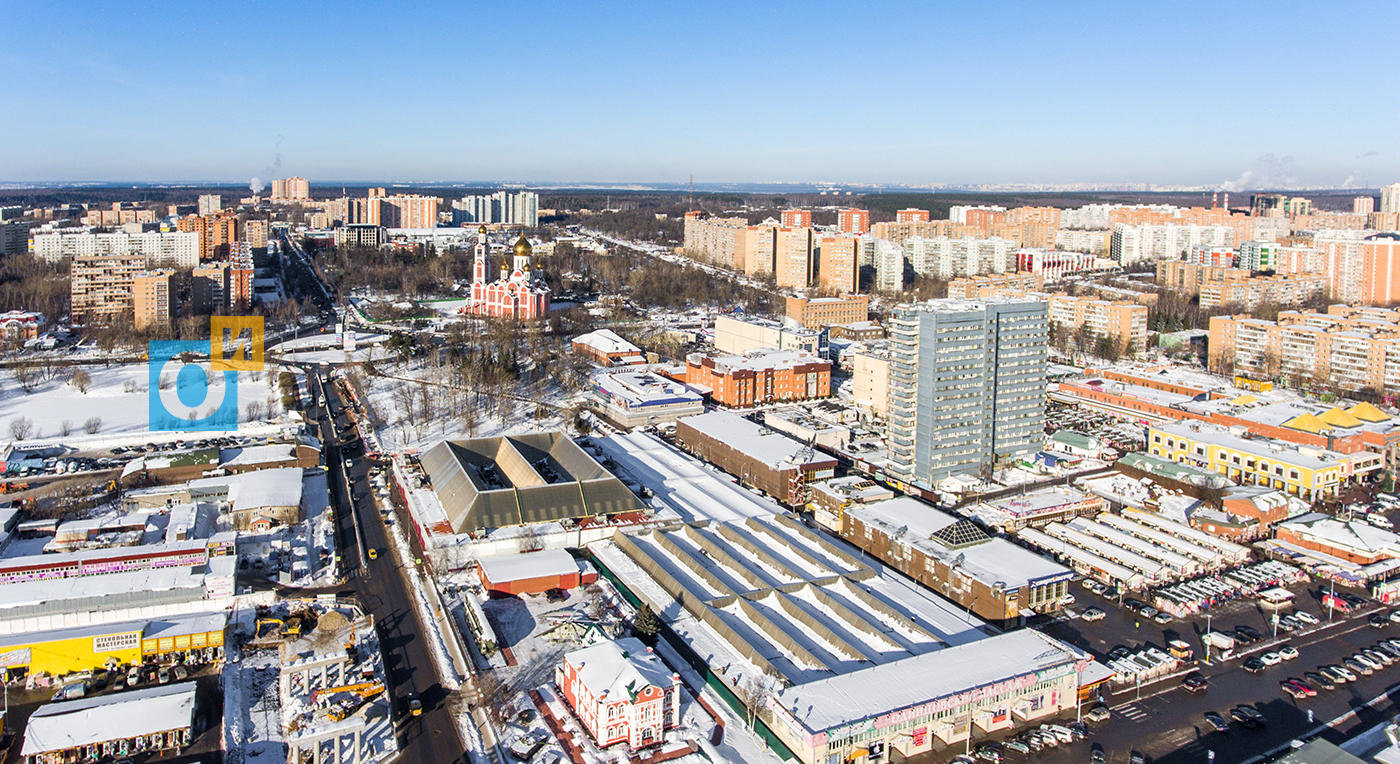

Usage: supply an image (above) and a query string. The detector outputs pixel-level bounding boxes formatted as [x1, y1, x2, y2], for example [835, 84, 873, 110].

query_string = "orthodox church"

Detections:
[464, 227, 550, 320]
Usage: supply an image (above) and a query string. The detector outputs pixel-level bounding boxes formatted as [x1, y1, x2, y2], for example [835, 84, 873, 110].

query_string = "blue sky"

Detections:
[3, 1, 1397, 187]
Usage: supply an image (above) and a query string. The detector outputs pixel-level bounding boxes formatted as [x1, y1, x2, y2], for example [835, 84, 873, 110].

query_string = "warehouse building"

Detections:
[0, 612, 226, 680]
[21, 682, 197, 764]
[572, 329, 647, 366]
[421, 432, 639, 535]
[476, 549, 597, 596]
[841, 497, 1074, 626]
[975, 486, 1104, 532]
[676, 411, 837, 506]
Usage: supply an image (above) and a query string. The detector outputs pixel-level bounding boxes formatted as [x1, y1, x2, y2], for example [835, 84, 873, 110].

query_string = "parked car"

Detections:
[1182, 674, 1209, 693]
[1279, 646, 1300, 661]
[1281, 682, 1309, 700]
[1082, 608, 1107, 622]
[1204, 711, 1230, 733]
[1285, 679, 1317, 697]
[1153, 611, 1173, 624]
[1306, 669, 1337, 689]
[1085, 705, 1112, 722]
[1237, 705, 1268, 725]
[1327, 664, 1357, 682]
[1243, 658, 1266, 674]
[1091, 743, 1106, 764]
[1260, 652, 1282, 666]
[1389, 610, 1400, 624]
[1369, 613, 1390, 628]
[1130, 752, 1145, 764]
[1139, 606, 1158, 618]
[1229, 708, 1258, 729]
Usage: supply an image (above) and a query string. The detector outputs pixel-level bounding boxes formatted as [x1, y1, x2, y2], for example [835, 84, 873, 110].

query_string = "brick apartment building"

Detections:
[785, 294, 869, 329]
[683, 349, 831, 408]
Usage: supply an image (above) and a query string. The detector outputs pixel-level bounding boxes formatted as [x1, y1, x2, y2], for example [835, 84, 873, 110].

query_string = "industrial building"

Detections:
[807, 476, 895, 531]
[475, 549, 597, 595]
[0, 612, 226, 680]
[974, 486, 1104, 532]
[118, 440, 320, 487]
[420, 432, 640, 535]
[840, 496, 1074, 626]
[588, 434, 1100, 764]
[21, 682, 198, 764]
[676, 411, 837, 506]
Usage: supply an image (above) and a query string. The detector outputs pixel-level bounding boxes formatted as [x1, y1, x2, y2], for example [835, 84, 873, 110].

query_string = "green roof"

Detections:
[1118, 452, 1230, 488]
[1050, 430, 1096, 450]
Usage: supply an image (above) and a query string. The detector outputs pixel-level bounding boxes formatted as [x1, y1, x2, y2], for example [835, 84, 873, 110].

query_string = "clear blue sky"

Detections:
[4, 1, 1397, 187]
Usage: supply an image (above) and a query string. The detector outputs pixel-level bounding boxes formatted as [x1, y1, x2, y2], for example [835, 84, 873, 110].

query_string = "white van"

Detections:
[1377, 493, 1400, 508]
[1368, 514, 1395, 529]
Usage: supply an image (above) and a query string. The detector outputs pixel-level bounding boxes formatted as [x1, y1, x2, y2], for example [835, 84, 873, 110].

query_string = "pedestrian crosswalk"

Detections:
[1118, 704, 1149, 722]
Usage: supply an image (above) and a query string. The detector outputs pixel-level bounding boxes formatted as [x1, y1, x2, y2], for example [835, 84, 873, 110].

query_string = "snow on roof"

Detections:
[0, 612, 226, 651]
[21, 682, 196, 756]
[678, 411, 835, 470]
[705, 348, 828, 373]
[219, 443, 296, 467]
[0, 565, 208, 610]
[986, 486, 1094, 516]
[190, 467, 303, 512]
[477, 549, 579, 585]
[565, 637, 675, 702]
[773, 629, 1084, 735]
[594, 371, 702, 407]
[573, 329, 641, 356]
[847, 497, 1070, 589]
[597, 431, 777, 523]
[1279, 514, 1400, 555]
[141, 611, 228, 640]
[1050, 430, 1098, 450]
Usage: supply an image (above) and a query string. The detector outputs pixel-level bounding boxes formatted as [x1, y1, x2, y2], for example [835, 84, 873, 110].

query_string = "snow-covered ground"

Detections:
[0, 361, 289, 448]
[223, 644, 287, 764]
[237, 470, 338, 588]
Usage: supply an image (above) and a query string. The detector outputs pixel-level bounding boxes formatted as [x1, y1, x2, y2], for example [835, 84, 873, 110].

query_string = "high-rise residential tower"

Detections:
[887, 297, 1048, 485]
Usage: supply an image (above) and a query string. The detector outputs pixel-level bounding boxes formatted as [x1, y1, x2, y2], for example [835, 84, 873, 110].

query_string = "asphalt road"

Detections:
[309, 368, 469, 764]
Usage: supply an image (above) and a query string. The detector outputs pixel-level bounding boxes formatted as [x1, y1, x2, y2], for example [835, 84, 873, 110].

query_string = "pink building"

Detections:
[555, 637, 681, 750]
[464, 228, 550, 320]
[837, 208, 870, 234]
[897, 208, 930, 223]
[780, 209, 812, 228]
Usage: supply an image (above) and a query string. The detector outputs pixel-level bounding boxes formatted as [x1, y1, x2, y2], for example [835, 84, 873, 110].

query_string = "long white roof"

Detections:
[478, 548, 578, 584]
[22, 682, 197, 756]
[1019, 527, 1143, 587]
[573, 329, 641, 356]
[773, 629, 1083, 734]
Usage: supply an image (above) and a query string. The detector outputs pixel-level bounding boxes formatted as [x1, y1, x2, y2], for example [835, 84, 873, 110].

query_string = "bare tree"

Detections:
[84, 417, 102, 434]
[59, 420, 72, 437]
[12, 363, 39, 393]
[70, 369, 92, 394]
[9, 417, 35, 441]
[245, 400, 266, 422]
[516, 525, 544, 553]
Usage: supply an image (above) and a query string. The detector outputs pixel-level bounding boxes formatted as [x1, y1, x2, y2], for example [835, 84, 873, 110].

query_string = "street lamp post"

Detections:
[1204, 613, 1212, 665]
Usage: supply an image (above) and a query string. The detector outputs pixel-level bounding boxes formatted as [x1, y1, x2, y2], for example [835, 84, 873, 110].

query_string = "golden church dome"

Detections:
[513, 234, 532, 257]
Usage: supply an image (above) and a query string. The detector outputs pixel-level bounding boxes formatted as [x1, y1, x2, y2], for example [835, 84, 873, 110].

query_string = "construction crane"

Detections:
[312, 680, 384, 704]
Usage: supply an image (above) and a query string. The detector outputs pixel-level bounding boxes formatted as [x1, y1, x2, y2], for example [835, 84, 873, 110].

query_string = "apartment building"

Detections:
[1147, 421, 1380, 501]
[1054, 229, 1112, 255]
[780, 209, 811, 228]
[1198, 274, 1327, 310]
[243, 219, 269, 248]
[896, 208, 930, 223]
[740, 224, 777, 277]
[713, 314, 823, 356]
[887, 298, 1048, 486]
[849, 349, 890, 419]
[775, 227, 815, 289]
[869, 219, 954, 246]
[1209, 305, 1400, 393]
[903, 236, 1016, 280]
[871, 238, 906, 292]
[1356, 197, 1377, 215]
[1272, 232, 1400, 306]
[949, 205, 1006, 225]
[70, 254, 150, 325]
[837, 208, 870, 235]
[1046, 294, 1148, 355]
[946, 273, 1044, 298]
[1111, 223, 1233, 265]
[1014, 249, 1107, 280]
[450, 191, 539, 227]
[270, 177, 310, 202]
[817, 234, 860, 292]
[682, 214, 747, 270]
[191, 261, 254, 313]
[31, 231, 199, 268]
[683, 349, 831, 407]
[1156, 261, 1252, 295]
[196, 195, 221, 216]
[1380, 183, 1400, 215]
[177, 214, 237, 261]
[785, 294, 869, 329]
[133, 270, 176, 330]
[376, 195, 438, 229]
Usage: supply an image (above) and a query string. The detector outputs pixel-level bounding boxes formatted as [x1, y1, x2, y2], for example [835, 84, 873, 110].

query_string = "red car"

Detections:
[1282, 679, 1317, 698]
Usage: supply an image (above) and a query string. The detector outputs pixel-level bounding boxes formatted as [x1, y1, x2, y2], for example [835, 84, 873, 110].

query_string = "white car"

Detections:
[1082, 608, 1107, 622]
[1389, 610, 1400, 624]
[1260, 652, 1283, 666]
[1060, 594, 1076, 607]
[1279, 646, 1300, 661]
[1295, 610, 1319, 625]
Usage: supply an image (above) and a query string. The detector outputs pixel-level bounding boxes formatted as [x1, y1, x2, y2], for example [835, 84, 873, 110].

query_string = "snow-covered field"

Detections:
[0, 361, 288, 448]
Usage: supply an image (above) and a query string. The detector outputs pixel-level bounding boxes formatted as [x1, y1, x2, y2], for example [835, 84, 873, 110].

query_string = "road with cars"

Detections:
[306, 367, 470, 764]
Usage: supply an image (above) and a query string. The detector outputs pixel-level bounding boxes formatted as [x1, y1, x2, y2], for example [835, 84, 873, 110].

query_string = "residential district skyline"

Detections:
[4, 1, 1397, 186]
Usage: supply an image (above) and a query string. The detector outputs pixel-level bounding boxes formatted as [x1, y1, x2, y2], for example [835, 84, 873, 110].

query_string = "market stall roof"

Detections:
[21, 682, 196, 757]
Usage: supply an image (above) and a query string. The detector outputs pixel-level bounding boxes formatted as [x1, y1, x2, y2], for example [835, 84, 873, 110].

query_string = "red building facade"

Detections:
[464, 228, 550, 320]
[555, 638, 681, 750]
